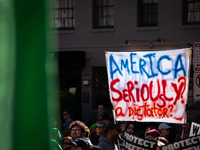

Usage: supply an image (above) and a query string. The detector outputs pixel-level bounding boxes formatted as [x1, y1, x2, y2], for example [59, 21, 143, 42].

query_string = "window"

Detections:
[50, 0, 75, 30]
[93, 0, 114, 29]
[137, 0, 158, 27]
[92, 67, 111, 109]
[183, 0, 200, 25]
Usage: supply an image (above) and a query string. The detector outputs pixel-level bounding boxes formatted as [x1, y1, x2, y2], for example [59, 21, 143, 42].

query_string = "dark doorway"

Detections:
[59, 68, 82, 121]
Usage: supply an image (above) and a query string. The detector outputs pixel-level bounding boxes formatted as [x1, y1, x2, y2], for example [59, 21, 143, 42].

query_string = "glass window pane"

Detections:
[68, 0, 73, 7]
[65, 19, 69, 27]
[97, 0, 102, 6]
[110, 16, 114, 25]
[64, 0, 68, 7]
[55, 19, 62, 27]
[98, 17, 104, 26]
[110, 7, 114, 15]
[109, 0, 114, 5]
[194, 2, 200, 11]
[55, 9, 61, 18]
[194, 12, 200, 21]
[49, 19, 54, 28]
[55, 0, 60, 8]
[68, 18, 73, 27]
[49, 9, 54, 18]
[188, 3, 194, 11]
[69, 9, 73, 17]
[143, 5, 148, 13]
[142, 0, 148, 3]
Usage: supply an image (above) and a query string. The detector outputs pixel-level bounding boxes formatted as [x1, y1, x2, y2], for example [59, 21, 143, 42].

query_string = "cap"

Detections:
[51, 128, 63, 141]
[158, 123, 171, 130]
[69, 138, 89, 148]
[105, 123, 121, 134]
[145, 129, 161, 138]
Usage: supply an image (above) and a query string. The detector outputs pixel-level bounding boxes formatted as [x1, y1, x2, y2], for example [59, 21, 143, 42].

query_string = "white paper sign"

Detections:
[189, 122, 200, 137]
[105, 48, 191, 123]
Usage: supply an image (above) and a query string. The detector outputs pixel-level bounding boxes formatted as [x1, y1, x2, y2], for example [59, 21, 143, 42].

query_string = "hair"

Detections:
[96, 121, 106, 127]
[125, 122, 135, 131]
[155, 136, 168, 145]
[63, 110, 72, 117]
[85, 145, 102, 150]
[69, 120, 89, 134]
[63, 136, 73, 142]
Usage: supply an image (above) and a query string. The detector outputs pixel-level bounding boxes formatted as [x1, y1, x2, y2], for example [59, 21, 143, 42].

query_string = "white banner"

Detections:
[105, 48, 191, 123]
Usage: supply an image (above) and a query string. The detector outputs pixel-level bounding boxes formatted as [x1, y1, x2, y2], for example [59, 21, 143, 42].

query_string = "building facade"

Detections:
[50, 0, 200, 125]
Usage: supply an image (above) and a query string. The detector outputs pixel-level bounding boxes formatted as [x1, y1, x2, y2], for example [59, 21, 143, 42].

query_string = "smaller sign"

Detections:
[122, 132, 157, 150]
[161, 135, 200, 150]
[193, 42, 200, 71]
[189, 122, 200, 137]
[194, 72, 200, 101]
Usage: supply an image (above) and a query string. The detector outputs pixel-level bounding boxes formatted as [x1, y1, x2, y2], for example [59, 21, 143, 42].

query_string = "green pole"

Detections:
[0, 0, 16, 149]
[13, 0, 59, 150]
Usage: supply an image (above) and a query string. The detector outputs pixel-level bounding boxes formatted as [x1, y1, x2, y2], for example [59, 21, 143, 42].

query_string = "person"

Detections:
[69, 138, 89, 150]
[50, 139, 63, 150]
[155, 136, 169, 150]
[158, 123, 171, 142]
[63, 136, 73, 150]
[89, 113, 103, 136]
[62, 110, 74, 136]
[144, 125, 156, 137]
[51, 128, 63, 141]
[89, 105, 104, 127]
[101, 113, 112, 126]
[174, 122, 190, 141]
[69, 120, 92, 145]
[119, 121, 127, 140]
[144, 129, 162, 141]
[125, 122, 135, 135]
[89, 121, 106, 145]
[97, 123, 121, 150]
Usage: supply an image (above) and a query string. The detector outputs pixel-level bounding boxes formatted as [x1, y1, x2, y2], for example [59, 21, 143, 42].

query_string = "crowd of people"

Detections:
[50, 104, 193, 150]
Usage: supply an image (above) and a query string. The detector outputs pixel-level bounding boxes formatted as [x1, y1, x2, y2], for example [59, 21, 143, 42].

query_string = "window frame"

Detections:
[137, 0, 158, 27]
[182, 0, 200, 25]
[50, 0, 75, 30]
[93, 0, 114, 29]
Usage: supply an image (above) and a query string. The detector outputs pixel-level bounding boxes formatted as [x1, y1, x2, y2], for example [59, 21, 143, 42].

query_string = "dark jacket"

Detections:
[97, 135, 118, 150]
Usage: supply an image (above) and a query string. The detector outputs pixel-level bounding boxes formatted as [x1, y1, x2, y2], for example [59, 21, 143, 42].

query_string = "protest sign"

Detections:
[105, 49, 191, 123]
[161, 135, 200, 150]
[121, 131, 157, 150]
[189, 122, 200, 137]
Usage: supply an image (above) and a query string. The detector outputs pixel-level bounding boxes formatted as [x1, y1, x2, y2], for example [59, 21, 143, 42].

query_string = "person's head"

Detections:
[101, 113, 111, 125]
[63, 110, 72, 121]
[97, 105, 104, 114]
[96, 113, 103, 121]
[158, 123, 171, 137]
[125, 122, 135, 135]
[144, 125, 156, 136]
[63, 136, 73, 149]
[69, 138, 89, 150]
[119, 121, 127, 137]
[95, 121, 106, 135]
[145, 129, 162, 141]
[69, 121, 89, 140]
[105, 123, 121, 142]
